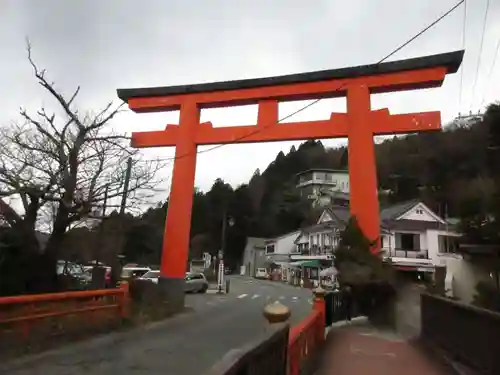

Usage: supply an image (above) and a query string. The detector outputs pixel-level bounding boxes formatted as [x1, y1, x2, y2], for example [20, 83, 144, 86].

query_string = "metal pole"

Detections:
[218, 210, 227, 293]
[96, 184, 109, 266]
[120, 157, 132, 215]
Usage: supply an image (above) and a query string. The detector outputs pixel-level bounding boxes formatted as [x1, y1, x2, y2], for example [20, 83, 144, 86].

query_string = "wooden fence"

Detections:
[0, 282, 129, 353]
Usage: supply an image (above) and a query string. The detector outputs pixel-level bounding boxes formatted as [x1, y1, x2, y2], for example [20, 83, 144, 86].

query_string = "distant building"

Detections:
[296, 169, 349, 207]
[240, 237, 268, 277]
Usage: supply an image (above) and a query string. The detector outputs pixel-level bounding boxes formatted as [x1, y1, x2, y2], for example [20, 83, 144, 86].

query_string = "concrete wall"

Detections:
[394, 282, 424, 339]
[440, 256, 492, 303]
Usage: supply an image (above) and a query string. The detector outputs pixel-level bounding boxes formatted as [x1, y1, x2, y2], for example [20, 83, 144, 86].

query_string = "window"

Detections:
[314, 172, 326, 181]
[416, 209, 424, 214]
[265, 244, 275, 254]
[439, 235, 459, 254]
[397, 233, 420, 251]
[325, 173, 333, 181]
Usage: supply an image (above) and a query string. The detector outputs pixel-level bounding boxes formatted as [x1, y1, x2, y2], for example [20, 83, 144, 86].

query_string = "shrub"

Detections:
[472, 280, 500, 312]
[334, 217, 396, 325]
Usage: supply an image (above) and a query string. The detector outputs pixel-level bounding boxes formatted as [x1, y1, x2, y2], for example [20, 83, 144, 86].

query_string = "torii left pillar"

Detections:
[157, 102, 199, 308]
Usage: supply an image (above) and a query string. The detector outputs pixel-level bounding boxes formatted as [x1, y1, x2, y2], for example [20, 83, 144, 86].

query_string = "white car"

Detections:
[139, 270, 160, 283]
[255, 268, 268, 279]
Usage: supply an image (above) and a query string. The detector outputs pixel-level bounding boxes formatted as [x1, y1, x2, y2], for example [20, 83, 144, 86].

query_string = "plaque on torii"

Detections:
[117, 50, 463, 303]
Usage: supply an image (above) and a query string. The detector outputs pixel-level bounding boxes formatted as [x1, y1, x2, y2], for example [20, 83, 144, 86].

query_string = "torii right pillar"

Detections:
[347, 84, 381, 250]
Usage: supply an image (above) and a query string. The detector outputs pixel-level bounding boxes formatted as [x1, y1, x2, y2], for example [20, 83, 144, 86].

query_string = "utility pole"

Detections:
[95, 184, 109, 266]
[120, 157, 133, 215]
[91, 184, 109, 289]
[218, 210, 227, 293]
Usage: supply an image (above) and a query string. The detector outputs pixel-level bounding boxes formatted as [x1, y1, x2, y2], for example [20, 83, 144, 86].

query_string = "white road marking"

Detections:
[292, 297, 299, 302]
[237, 294, 248, 299]
[251, 294, 260, 299]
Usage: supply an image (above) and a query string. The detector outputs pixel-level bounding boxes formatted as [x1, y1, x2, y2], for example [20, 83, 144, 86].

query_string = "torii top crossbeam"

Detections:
[116, 50, 463, 294]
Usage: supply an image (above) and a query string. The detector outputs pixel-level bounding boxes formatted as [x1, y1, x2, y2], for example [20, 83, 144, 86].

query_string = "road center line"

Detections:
[251, 294, 260, 299]
[237, 294, 248, 299]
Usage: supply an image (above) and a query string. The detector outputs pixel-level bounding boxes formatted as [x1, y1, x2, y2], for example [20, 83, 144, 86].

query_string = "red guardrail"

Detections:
[0, 282, 130, 341]
[288, 291, 326, 375]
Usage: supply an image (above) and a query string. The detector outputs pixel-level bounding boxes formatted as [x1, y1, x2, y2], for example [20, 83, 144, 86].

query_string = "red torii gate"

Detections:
[117, 50, 463, 307]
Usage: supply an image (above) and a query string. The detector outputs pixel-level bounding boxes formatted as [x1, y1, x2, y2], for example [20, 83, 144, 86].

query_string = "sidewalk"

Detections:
[320, 324, 450, 375]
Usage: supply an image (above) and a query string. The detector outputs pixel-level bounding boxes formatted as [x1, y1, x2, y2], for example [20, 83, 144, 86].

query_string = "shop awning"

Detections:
[289, 260, 321, 268]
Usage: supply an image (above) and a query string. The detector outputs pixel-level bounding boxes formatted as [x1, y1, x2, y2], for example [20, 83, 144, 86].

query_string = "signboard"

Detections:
[190, 259, 205, 273]
[203, 252, 211, 268]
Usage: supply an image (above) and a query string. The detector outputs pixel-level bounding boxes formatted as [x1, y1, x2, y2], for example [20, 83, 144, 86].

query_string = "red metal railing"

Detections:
[0, 282, 130, 342]
[287, 292, 326, 375]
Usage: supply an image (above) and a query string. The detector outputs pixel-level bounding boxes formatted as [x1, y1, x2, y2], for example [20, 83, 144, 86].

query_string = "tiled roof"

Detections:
[380, 199, 420, 220]
[299, 199, 454, 234]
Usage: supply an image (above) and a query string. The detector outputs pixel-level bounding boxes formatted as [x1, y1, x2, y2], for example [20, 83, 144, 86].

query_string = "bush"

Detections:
[334, 217, 396, 287]
[472, 280, 500, 312]
[334, 217, 397, 326]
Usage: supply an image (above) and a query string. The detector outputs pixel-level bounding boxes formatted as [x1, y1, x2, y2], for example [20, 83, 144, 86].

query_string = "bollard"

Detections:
[119, 281, 131, 319]
[263, 301, 291, 324]
[225, 279, 230, 294]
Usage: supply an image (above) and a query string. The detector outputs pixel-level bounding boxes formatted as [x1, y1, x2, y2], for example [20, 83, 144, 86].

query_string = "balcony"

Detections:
[295, 245, 334, 256]
[383, 248, 429, 259]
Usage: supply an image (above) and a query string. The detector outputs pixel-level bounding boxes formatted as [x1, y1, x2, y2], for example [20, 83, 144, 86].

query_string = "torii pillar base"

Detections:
[158, 277, 185, 312]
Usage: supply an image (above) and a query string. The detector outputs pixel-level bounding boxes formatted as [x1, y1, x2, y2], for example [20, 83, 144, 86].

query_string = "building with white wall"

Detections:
[292, 199, 480, 299]
[296, 169, 350, 207]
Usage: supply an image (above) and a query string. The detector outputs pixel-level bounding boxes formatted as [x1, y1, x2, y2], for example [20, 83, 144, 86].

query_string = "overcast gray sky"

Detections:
[1, 0, 499, 200]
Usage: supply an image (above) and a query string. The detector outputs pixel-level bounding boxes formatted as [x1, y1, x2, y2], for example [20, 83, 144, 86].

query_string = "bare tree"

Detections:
[0, 42, 164, 292]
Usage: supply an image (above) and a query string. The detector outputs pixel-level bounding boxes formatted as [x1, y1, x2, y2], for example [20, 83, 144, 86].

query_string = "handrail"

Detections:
[203, 323, 290, 375]
[0, 282, 130, 343]
[0, 288, 124, 305]
[288, 310, 323, 375]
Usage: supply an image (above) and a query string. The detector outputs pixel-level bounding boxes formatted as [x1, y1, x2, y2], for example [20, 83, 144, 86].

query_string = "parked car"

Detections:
[57, 260, 91, 290]
[138, 270, 160, 284]
[184, 272, 209, 293]
[255, 268, 268, 280]
[121, 267, 152, 281]
[83, 265, 113, 287]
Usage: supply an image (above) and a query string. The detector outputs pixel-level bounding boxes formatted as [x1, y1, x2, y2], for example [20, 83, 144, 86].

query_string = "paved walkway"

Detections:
[321, 324, 448, 375]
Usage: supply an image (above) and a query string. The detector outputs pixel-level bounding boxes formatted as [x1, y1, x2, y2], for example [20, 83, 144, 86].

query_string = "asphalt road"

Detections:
[1, 276, 315, 375]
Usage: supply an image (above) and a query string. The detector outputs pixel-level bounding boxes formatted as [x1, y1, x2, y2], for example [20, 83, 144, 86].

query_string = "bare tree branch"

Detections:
[0, 41, 164, 262]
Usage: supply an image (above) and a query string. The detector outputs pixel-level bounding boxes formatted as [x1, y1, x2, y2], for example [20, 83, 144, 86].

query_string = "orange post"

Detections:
[347, 85, 381, 250]
[119, 281, 130, 318]
[160, 101, 199, 280]
[312, 288, 326, 343]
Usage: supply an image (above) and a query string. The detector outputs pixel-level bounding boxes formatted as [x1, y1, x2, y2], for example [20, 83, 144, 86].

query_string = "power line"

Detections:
[458, 0, 467, 112]
[470, 0, 490, 111]
[136, 0, 466, 164]
[480, 33, 500, 108]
